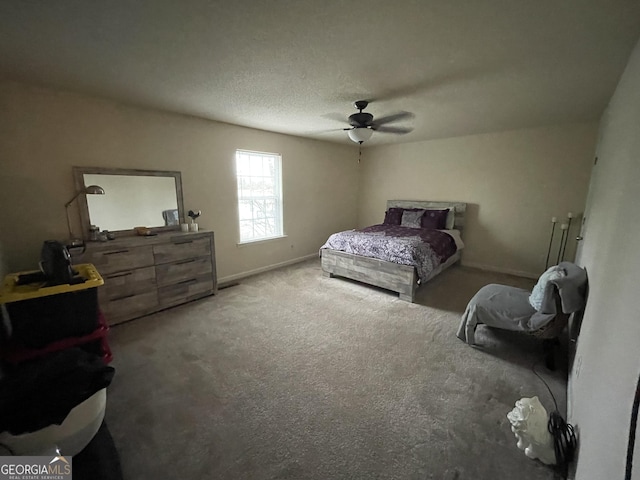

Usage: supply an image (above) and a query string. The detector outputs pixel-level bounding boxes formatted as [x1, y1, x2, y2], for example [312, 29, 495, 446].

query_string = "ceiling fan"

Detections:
[340, 100, 414, 144]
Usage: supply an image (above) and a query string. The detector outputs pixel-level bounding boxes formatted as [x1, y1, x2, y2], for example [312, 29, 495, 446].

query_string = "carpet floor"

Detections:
[106, 259, 566, 480]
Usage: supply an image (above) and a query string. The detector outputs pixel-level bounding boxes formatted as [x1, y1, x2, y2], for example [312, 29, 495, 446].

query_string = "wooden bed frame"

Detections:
[321, 200, 467, 302]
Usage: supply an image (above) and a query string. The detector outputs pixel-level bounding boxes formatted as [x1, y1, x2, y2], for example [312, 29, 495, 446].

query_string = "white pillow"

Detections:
[529, 266, 567, 311]
[445, 209, 455, 229]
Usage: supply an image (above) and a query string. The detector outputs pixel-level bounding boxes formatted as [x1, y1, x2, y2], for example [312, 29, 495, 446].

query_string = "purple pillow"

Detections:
[421, 209, 449, 229]
[383, 208, 404, 225]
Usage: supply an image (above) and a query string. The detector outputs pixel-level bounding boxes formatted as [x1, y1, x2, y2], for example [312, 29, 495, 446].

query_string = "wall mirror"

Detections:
[72, 167, 185, 238]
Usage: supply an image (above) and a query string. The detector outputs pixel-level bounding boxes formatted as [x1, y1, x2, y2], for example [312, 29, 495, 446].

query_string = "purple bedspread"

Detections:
[320, 224, 457, 281]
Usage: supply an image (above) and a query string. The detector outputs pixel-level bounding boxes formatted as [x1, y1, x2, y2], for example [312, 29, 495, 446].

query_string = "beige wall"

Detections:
[359, 123, 598, 277]
[571, 38, 640, 480]
[0, 82, 359, 281]
[0, 80, 601, 286]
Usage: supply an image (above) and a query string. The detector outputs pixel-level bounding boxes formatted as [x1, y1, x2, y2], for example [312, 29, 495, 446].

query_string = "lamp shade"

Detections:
[85, 185, 105, 195]
[65, 184, 106, 243]
[347, 127, 373, 144]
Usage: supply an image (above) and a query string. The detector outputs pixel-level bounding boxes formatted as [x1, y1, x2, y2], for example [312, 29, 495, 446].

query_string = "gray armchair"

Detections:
[456, 262, 587, 364]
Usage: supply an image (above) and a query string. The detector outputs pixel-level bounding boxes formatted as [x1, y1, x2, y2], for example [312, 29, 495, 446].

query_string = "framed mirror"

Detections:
[72, 167, 185, 239]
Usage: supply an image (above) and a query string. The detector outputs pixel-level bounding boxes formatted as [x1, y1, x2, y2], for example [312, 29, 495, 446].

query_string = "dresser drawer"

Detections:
[155, 256, 212, 287]
[158, 274, 214, 307]
[101, 266, 156, 300]
[101, 290, 159, 325]
[77, 231, 215, 325]
[153, 236, 211, 264]
[87, 246, 154, 275]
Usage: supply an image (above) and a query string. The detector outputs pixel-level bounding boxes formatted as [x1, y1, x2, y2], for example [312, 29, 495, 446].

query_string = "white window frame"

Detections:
[235, 149, 284, 244]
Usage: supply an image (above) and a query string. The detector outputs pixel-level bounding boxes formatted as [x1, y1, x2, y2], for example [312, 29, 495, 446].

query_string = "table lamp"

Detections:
[65, 185, 105, 246]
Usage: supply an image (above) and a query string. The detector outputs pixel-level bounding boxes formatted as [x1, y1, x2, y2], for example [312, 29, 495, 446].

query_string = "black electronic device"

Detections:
[39, 240, 82, 286]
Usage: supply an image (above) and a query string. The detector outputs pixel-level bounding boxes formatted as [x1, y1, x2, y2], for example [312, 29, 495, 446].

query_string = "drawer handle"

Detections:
[106, 271, 133, 279]
[104, 249, 130, 255]
[175, 259, 196, 265]
[112, 293, 135, 301]
[178, 278, 198, 285]
[173, 240, 194, 245]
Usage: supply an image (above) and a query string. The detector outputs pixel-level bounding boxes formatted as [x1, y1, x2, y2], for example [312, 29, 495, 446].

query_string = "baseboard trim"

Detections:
[219, 256, 538, 284]
[462, 261, 538, 279]
[218, 253, 318, 284]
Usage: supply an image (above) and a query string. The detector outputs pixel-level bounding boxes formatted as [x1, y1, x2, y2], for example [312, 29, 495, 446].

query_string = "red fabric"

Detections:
[1, 311, 112, 365]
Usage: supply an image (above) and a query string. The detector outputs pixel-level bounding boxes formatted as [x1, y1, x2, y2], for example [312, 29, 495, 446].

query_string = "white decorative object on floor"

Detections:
[507, 396, 556, 465]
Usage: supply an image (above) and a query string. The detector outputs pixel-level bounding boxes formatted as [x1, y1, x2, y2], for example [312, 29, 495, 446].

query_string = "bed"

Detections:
[320, 200, 466, 302]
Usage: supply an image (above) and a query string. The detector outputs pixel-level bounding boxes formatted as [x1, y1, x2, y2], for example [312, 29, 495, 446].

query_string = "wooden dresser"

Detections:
[75, 231, 216, 325]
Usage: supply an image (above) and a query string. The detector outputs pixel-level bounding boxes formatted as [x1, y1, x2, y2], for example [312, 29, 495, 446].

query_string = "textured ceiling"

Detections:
[1, 0, 639, 146]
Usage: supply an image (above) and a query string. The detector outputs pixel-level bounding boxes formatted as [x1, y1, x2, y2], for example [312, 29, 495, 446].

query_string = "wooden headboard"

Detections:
[387, 200, 467, 232]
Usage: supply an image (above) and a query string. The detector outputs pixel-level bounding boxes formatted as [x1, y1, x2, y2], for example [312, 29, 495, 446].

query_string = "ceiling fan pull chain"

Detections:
[358, 145, 361, 164]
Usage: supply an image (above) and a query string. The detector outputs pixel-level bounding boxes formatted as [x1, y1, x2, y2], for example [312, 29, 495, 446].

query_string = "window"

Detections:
[235, 150, 283, 243]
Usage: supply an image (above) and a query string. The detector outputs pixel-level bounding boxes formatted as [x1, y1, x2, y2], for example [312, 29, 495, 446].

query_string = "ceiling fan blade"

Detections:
[321, 112, 350, 125]
[306, 127, 349, 135]
[371, 125, 413, 135]
[372, 111, 414, 126]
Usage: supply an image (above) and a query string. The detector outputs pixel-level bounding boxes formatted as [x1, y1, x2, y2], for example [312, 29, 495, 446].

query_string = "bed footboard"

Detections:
[321, 249, 418, 302]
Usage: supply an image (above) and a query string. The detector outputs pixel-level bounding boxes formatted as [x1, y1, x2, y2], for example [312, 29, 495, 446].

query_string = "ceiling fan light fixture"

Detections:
[348, 127, 373, 144]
